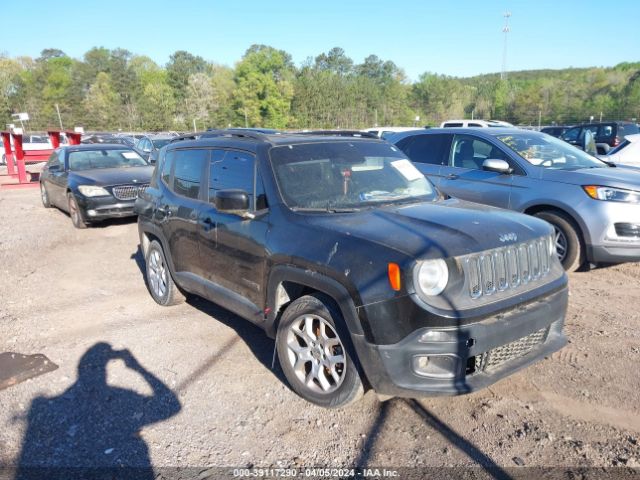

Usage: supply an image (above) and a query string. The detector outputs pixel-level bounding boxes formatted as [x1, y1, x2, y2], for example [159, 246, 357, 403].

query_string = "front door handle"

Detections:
[157, 204, 171, 217]
[446, 173, 459, 180]
[199, 216, 215, 232]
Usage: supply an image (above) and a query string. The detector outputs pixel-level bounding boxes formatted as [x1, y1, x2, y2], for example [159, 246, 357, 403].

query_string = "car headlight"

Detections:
[78, 185, 110, 197]
[413, 259, 449, 298]
[583, 185, 640, 204]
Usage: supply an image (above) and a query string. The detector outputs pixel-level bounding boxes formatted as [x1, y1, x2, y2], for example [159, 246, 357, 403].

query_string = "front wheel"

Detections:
[276, 294, 364, 408]
[40, 183, 51, 208]
[67, 193, 87, 229]
[534, 211, 584, 272]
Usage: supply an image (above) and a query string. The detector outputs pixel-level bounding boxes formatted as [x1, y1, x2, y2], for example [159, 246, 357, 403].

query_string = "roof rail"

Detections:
[170, 129, 270, 144]
[293, 130, 379, 139]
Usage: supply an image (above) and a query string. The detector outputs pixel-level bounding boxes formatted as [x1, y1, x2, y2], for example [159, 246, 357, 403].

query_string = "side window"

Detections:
[468, 123, 483, 127]
[443, 122, 463, 127]
[172, 149, 208, 200]
[450, 135, 506, 169]
[598, 125, 613, 139]
[209, 150, 257, 209]
[562, 127, 580, 142]
[399, 134, 451, 166]
[161, 151, 174, 186]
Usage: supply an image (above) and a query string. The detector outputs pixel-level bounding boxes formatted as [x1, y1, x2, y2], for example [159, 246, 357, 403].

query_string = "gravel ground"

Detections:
[0, 187, 639, 476]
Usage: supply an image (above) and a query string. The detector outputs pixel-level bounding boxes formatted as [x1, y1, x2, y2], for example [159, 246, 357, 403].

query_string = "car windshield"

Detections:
[152, 139, 171, 149]
[495, 133, 608, 170]
[608, 139, 630, 155]
[270, 141, 437, 210]
[68, 149, 147, 171]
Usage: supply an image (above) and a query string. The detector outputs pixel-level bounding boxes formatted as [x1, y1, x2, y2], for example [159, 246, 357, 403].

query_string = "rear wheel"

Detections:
[145, 240, 185, 306]
[40, 183, 51, 208]
[67, 193, 87, 229]
[276, 294, 364, 408]
[534, 211, 583, 272]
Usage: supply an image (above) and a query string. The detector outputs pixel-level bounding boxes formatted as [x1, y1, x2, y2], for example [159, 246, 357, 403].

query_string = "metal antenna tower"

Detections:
[501, 11, 511, 80]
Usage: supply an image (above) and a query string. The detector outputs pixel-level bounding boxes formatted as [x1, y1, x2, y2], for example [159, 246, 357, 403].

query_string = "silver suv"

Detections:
[391, 128, 640, 271]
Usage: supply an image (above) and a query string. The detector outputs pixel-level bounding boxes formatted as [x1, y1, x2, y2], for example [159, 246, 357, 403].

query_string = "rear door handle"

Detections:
[446, 173, 459, 180]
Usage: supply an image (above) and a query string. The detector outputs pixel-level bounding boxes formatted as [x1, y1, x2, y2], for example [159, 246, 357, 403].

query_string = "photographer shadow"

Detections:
[15, 342, 181, 479]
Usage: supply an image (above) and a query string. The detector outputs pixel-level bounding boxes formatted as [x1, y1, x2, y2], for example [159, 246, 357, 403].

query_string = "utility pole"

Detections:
[55, 104, 64, 130]
[538, 110, 542, 130]
[501, 11, 511, 81]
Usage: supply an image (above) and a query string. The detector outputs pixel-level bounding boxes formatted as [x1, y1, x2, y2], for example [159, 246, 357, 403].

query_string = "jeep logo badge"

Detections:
[499, 232, 518, 243]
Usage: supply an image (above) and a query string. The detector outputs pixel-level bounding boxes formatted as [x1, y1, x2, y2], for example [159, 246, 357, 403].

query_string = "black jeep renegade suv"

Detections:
[135, 129, 568, 408]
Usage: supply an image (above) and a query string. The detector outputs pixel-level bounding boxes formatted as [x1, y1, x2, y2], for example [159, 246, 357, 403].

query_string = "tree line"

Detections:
[0, 45, 639, 132]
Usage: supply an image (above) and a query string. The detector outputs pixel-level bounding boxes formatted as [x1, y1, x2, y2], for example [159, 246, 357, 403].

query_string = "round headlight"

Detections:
[414, 259, 449, 297]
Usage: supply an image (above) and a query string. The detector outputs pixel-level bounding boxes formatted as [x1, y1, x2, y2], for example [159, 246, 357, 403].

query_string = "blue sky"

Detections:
[1, 0, 638, 80]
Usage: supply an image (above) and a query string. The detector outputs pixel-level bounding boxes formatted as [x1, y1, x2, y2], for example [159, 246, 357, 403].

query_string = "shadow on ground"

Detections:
[130, 245, 287, 389]
[14, 342, 180, 480]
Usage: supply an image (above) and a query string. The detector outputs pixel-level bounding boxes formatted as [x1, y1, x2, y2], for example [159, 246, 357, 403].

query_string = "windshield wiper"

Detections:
[289, 206, 360, 213]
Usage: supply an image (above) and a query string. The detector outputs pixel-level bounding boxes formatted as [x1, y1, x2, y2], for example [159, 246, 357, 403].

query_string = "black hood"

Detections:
[306, 198, 551, 259]
[69, 166, 154, 186]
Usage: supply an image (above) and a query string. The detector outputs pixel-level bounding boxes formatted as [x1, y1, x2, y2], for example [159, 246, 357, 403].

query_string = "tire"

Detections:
[67, 193, 87, 229]
[145, 240, 185, 306]
[534, 211, 584, 272]
[40, 182, 51, 208]
[276, 294, 364, 408]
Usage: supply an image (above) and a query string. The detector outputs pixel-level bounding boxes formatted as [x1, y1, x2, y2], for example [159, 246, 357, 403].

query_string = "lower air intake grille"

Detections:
[615, 223, 640, 238]
[475, 328, 548, 372]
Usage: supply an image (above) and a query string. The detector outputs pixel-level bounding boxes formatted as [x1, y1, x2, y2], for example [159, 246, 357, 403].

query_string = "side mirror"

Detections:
[214, 189, 252, 218]
[482, 159, 512, 174]
[47, 164, 60, 172]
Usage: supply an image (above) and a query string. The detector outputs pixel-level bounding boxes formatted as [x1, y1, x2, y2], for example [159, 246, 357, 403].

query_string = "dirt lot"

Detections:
[0, 187, 639, 476]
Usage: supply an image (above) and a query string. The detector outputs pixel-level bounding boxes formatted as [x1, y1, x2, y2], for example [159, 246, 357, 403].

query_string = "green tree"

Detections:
[233, 45, 294, 128]
[166, 50, 207, 104]
[83, 72, 120, 129]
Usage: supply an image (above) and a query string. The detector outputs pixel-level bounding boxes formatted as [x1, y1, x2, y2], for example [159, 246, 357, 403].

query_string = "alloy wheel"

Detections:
[148, 249, 167, 299]
[285, 314, 346, 394]
[40, 184, 48, 204]
[554, 226, 568, 263]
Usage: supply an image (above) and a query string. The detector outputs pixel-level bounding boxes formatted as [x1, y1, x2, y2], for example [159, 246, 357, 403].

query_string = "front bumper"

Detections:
[580, 201, 640, 263]
[76, 195, 137, 220]
[352, 286, 568, 397]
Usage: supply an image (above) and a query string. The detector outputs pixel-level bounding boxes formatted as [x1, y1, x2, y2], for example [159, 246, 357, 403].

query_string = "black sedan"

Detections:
[39, 145, 153, 228]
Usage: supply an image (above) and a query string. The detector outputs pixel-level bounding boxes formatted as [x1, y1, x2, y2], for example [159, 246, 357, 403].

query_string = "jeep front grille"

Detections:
[474, 327, 549, 372]
[463, 236, 554, 300]
[112, 184, 148, 201]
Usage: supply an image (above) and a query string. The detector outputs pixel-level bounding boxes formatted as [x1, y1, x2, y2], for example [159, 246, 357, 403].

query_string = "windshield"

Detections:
[270, 141, 437, 210]
[495, 133, 608, 170]
[68, 149, 147, 171]
[152, 139, 171, 149]
[608, 139, 630, 155]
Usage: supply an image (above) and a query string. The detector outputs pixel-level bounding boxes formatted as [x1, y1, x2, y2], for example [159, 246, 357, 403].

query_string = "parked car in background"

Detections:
[540, 126, 570, 138]
[601, 134, 640, 167]
[1, 133, 58, 165]
[440, 120, 514, 128]
[135, 129, 567, 407]
[560, 121, 639, 154]
[362, 126, 425, 139]
[391, 128, 640, 271]
[135, 134, 173, 164]
[40, 145, 152, 228]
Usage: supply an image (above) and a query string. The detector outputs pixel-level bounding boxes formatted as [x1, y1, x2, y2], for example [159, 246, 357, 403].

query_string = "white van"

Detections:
[440, 119, 514, 128]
